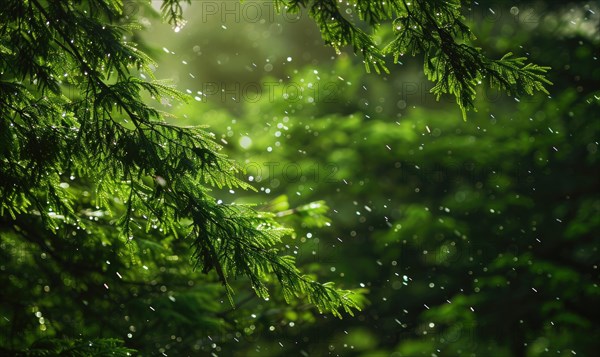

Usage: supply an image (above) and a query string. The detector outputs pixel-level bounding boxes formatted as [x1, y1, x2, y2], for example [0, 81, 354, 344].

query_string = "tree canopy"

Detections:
[2, 0, 595, 356]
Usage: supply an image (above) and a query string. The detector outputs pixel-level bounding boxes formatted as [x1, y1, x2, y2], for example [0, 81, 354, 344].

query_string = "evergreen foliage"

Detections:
[276, 0, 551, 118]
[1, 0, 553, 354]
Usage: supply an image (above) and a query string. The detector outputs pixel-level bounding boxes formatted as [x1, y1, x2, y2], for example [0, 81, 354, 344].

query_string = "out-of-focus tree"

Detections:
[171, 1, 598, 355]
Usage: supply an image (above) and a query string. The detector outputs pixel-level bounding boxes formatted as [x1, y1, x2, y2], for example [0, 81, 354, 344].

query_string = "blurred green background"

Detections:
[2, 1, 598, 355]
[141, 1, 599, 355]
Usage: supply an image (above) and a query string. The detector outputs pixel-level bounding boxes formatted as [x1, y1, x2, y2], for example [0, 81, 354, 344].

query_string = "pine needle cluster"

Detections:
[276, 0, 551, 118]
